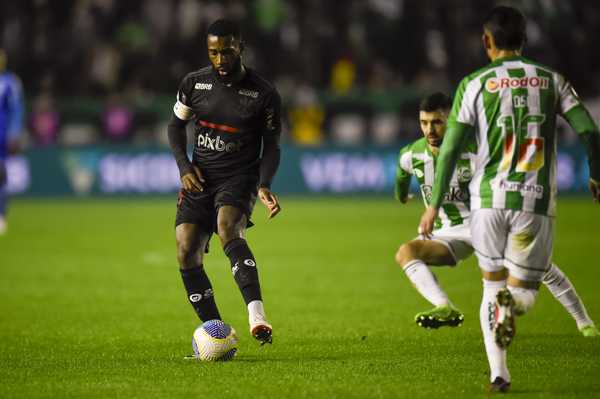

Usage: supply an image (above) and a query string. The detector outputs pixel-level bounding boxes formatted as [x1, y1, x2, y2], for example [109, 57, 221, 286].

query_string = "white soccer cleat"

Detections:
[247, 300, 272, 345]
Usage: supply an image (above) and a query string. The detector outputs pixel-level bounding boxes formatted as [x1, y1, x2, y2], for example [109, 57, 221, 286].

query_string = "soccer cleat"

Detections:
[580, 324, 600, 338]
[494, 289, 516, 349]
[250, 322, 273, 345]
[415, 305, 464, 329]
[489, 377, 511, 393]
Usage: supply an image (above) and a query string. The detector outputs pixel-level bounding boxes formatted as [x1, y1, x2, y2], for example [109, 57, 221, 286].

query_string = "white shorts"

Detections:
[418, 223, 474, 264]
[470, 208, 554, 281]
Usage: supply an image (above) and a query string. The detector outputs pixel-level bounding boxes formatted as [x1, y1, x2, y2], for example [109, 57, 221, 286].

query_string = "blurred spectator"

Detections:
[29, 93, 60, 146]
[0, 0, 598, 147]
[101, 95, 135, 142]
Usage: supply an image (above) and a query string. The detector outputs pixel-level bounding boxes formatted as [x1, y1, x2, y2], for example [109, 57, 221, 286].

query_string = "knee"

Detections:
[395, 242, 415, 267]
[176, 239, 197, 268]
[217, 218, 241, 243]
[508, 286, 538, 315]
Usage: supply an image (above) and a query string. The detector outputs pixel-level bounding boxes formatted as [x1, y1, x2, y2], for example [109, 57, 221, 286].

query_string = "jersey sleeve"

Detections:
[448, 76, 478, 127]
[395, 146, 413, 202]
[261, 89, 282, 138]
[173, 75, 195, 121]
[556, 74, 581, 115]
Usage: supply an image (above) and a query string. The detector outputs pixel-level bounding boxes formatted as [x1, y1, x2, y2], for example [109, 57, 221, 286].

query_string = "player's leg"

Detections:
[543, 263, 598, 336]
[395, 239, 454, 306]
[217, 205, 271, 344]
[471, 209, 511, 391]
[0, 160, 7, 234]
[176, 223, 221, 321]
[395, 239, 464, 328]
[502, 210, 553, 317]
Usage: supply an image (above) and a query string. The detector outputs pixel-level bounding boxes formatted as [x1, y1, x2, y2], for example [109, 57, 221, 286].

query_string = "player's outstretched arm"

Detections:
[558, 77, 600, 202]
[564, 106, 600, 202]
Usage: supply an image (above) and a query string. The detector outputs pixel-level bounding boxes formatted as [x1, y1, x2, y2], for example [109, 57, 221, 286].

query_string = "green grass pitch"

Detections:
[1, 197, 599, 398]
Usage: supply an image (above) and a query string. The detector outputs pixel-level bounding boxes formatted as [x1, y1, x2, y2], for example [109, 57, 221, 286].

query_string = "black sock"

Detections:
[180, 266, 221, 321]
[223, 238, 262, 305]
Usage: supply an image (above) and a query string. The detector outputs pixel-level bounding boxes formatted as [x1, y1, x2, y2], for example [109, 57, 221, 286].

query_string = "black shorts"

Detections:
[175, 174, 258, 232]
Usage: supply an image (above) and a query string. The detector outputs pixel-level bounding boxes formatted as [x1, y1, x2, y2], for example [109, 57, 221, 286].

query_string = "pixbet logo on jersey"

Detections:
[197, 133, 243, 153]
[485, 76, 549, 93]
[421, 184, 468, 203]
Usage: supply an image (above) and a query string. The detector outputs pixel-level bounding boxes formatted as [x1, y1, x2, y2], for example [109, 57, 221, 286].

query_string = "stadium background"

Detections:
[2, 1, 600, 398]
[2, 0, 600, 197]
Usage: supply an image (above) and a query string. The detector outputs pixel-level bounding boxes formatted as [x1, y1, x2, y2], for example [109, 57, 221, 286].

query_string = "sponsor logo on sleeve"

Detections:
[195, 83, 213, 90]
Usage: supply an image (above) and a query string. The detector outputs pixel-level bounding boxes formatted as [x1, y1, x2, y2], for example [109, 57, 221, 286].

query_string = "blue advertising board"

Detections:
[5, 143, 593, 197]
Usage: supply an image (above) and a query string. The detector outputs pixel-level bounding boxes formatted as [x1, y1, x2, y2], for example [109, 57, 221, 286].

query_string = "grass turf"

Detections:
[0, 197, 599, 398]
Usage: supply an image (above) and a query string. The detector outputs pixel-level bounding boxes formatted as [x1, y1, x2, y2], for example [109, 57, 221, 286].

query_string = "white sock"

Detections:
[248, 300, 268, 325]
[543, 263, 594, 329]
[403, 260, 449, 307]
[507, 285, 538, 315]
[481, 279, 510, 383]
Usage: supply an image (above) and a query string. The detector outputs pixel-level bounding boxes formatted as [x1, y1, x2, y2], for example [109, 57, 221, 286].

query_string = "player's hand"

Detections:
[181, 165, 205, 192]
[590, 178, 600, 203]
[258, 187, 281, 219]
[418, 206, 439, 239]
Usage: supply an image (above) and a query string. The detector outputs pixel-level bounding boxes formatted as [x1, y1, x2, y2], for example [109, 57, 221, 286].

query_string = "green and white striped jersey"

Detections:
[396, 137, 476, 229]
[449, 55, 583, 216]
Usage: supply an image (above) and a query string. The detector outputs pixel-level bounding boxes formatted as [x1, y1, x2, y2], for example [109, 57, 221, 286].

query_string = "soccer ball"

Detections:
[192, 320, 238, 361]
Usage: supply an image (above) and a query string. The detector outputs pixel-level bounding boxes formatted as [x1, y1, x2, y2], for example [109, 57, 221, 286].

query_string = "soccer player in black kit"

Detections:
[167, 20, 281, 345]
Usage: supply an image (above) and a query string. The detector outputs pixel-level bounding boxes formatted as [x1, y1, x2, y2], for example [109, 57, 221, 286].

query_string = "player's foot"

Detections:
[0, 216, 6, 235]
[494, 289, 516, 349]
[415, 304, 464, 329]
[580, 324, 600, 337]
[250, 322, 273, 345]
[489, 377, 511, 393]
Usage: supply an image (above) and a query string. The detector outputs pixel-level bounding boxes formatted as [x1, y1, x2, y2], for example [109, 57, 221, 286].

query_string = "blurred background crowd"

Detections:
[2, 0, 600, 148]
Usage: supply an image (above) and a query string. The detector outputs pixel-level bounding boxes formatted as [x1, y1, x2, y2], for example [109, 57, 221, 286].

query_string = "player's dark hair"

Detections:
[207, 19, 242, 39]
[419, 92, 452, 113]
[483, 6, 527, 50]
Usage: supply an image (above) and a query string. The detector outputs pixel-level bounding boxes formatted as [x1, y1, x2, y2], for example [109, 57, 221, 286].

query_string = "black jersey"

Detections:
[173, 66, 281, 181]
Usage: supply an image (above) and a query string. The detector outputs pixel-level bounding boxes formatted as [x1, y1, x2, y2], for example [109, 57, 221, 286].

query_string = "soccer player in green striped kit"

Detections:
[395, 92, 597, 338]
[418, 7, 600, 392]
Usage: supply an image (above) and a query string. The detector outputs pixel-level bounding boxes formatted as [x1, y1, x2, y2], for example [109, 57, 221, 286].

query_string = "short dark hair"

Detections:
[207, 19, 241, 39]
[419, 92, 452, 113]
[483, 6, 526, 50]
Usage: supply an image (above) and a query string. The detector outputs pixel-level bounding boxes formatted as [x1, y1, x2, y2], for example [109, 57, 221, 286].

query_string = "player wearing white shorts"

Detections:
[396, 93, 597, 335]
[418, 7, 600, 393]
